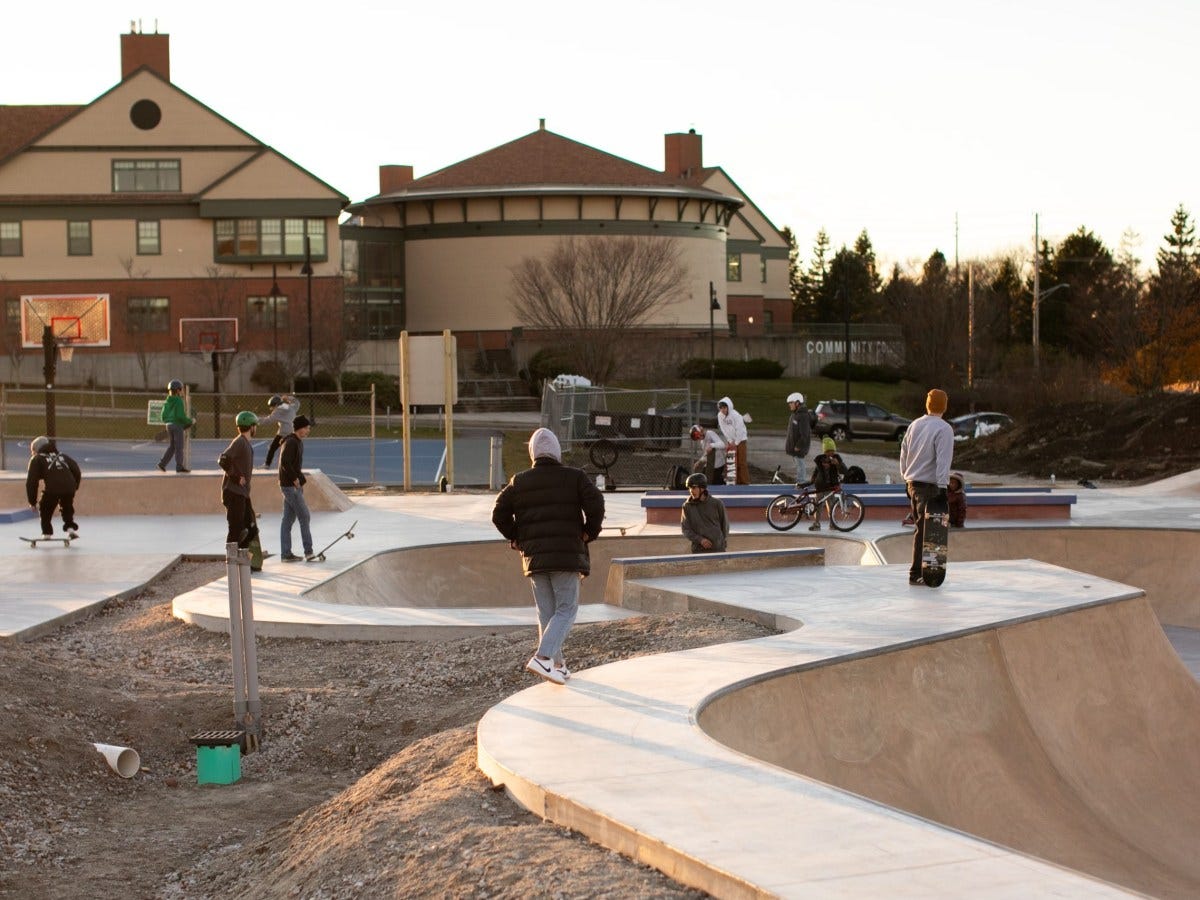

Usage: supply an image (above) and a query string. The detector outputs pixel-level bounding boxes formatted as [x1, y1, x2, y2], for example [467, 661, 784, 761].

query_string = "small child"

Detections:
[26, 436, 82, 539]
[260, 393, 300, 469]
[802, 437, 847, 531]
[947, 471, 968, 527]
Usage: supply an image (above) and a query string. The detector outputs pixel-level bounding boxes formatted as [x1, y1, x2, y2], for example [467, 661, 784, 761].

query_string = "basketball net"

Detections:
[59, 346, 74, 362]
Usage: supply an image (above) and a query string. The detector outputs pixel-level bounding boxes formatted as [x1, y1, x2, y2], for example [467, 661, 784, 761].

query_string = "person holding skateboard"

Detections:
[717, 397, 751, 485]
[899, 389, 954, 586]
[219, 411, 261, 568]
[278, 415, 316, 563]
[26, 436, 82, 540]
[491, 427, 605, 685]
[260, 394, 300, 469]
[156, 379, 193, 473]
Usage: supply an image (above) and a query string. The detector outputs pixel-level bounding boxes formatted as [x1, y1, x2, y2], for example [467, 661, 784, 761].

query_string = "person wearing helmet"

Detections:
[260, 393, 300, 469]
[688, 422, 727, 485]
[156, 379, 194, 474]
[26, 436, 82, 539]
[717, 397, 750, 484]
[785, 392, 811, 483]
[681, 471, 728, 553]
[219, 410, 262, 565]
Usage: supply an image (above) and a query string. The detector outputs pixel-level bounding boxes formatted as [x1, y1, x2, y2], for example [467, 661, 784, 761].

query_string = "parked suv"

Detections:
[813, 400, 910, 441]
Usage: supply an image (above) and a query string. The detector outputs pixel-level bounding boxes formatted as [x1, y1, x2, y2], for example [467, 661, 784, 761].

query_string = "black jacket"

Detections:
[278, 433, 307, 487]
[786, 407, 812, 458]
[26, 448, 82, 503]
[492, 458, 605, 576]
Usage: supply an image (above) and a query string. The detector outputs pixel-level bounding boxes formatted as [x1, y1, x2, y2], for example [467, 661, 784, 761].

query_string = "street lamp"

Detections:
[301, 236, 314, 393]
[709, 280, 720, 399]
[267, 264, 282, 363]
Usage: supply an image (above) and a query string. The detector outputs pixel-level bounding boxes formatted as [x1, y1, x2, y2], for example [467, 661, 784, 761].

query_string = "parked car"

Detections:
[662, 398, 720, 428]
[812, 400, 910, 441]
[950, 412, 1013, 440]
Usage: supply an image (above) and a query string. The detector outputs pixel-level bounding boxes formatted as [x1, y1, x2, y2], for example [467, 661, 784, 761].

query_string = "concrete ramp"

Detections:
[699, 596, 1200, 898]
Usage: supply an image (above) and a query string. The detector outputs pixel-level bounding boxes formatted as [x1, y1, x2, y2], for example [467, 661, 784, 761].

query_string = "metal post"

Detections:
[237, 552, 261, 753]
[225, 542, 247, 738]
[42, 325, 56, 437]
[842, 286, 851, 436]
[270, 264, 279, 364]
[211, 351, 221, 439]
[369, 383, 376, 484]
[708, 281, 720, 399]
[1032, 213, 1040, 371]
[302, 236, 314, 392]
[489, 434, 504, 490]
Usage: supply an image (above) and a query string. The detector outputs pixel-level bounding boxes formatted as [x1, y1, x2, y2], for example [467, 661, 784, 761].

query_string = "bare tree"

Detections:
[510, 236, 686, 383]
[118, 256, 155, 389]
[313, 276, 358, 402]
[0, 275, 26, 387]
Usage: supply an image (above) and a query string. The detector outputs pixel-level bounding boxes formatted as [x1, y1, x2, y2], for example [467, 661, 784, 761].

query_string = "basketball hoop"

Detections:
[59, 346, 74, 362]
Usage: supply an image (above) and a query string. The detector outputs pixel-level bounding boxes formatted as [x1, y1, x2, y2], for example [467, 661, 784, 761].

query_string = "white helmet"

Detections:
[787, 392, 804, 405]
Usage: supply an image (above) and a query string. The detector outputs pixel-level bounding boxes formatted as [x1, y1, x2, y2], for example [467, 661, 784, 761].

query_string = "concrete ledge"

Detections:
[0, 469, 353, 516]
[0, 507, 37, 524]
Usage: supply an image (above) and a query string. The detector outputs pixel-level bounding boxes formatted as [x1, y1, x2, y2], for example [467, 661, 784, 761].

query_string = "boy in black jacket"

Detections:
[278, 415, 315, 562]
[26, 436, 82, 539]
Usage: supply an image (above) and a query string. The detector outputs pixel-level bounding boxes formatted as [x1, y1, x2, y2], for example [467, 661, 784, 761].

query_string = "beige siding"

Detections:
[504, 197, 540, 221]
[703, 169, 788, 250]
[202, 152, 341, 200]
[35, 72, 252, 148]
[0, 149, 257, 196]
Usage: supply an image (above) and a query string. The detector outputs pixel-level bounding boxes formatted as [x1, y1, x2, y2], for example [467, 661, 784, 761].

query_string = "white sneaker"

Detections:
[525, 656, 566, 685]
[555, 660, 571, 681]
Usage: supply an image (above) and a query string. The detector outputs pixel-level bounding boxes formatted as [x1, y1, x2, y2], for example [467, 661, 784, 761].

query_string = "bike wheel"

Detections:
[829, 493, 865, 531]
[766, 494, 803, 531]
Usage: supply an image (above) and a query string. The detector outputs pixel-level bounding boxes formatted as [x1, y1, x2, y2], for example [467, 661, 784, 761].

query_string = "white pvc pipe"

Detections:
[92, 742, 140, 778]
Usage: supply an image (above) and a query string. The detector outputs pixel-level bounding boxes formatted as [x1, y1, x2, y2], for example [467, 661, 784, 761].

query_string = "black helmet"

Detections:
[267, 395, 283, 409]
[168, 379, 183, 392]
[685, 472, 708, 489]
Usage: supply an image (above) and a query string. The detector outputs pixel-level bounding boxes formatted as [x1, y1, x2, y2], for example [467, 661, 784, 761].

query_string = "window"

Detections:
[112, 159, 180, 192]
[68, 221, 92, 256]
[726, 252, 741, 282]
[727, 313, 737, 337]
[137, 220, 161, 255]
[127, 297, 170, 333]
[760, 257, 768, 283]
[247, 295, 289, 330]
[0, 221, 20, 256]
[4, 298, 20, 334]
[215, 218, 327, 261]
[763, 310, 774, 334]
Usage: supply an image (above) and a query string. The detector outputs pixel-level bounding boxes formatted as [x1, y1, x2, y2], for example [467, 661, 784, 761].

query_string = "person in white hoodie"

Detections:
[717, 396, 750, 484]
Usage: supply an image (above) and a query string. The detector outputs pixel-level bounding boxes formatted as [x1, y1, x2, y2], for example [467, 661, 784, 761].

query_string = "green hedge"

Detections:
[341, 371, 400, 409]
[677, 357, 785, 380]
[819, 361, 904, 384]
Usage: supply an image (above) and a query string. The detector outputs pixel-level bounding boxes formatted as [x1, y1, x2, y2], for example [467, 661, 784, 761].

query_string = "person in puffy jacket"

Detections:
[26, 436, 82, 539]
[492, 428, 605, 685]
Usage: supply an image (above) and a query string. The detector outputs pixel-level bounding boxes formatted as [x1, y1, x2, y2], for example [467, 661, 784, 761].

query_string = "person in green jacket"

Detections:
[157, 379, 194, 473]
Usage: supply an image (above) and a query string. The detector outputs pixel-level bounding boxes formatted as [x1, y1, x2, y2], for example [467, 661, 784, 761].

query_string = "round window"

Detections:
[129, 99, 162, 130]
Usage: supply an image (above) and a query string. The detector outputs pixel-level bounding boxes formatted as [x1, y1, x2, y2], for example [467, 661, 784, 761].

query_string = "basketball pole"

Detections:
[42, 325, 57, 437]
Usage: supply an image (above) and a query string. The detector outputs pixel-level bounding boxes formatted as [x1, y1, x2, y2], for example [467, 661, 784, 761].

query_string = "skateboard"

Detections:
[920, 494, 949, 587]
[310, 520, 357, 562]
[20, 535, 75, 549]
[247, 533, 264, 572]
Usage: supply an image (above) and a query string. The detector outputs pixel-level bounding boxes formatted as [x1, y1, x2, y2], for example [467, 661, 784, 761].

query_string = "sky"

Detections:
[4, 0, 1197, 275]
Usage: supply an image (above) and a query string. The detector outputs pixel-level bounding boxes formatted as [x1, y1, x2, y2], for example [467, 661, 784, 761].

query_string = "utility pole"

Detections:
[967, 264, 975, 392]
[1032, 213, 1041, 370]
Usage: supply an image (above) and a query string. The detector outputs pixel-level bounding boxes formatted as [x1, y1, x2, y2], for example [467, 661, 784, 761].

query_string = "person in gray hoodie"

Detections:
[681, 473, 728, 553]
[260, 393, 300, 469]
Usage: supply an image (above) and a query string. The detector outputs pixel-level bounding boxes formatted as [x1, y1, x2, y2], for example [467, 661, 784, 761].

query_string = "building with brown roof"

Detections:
[341, 124, 792, 371]
[0, 30, 347, 391]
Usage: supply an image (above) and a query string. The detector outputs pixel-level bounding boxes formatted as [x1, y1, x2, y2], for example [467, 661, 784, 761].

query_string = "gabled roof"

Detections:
[0, 105, 81, 162]
[405, 128, 723, 194]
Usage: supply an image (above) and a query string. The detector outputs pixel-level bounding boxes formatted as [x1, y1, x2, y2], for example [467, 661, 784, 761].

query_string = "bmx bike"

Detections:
[766, 482, 865, 532]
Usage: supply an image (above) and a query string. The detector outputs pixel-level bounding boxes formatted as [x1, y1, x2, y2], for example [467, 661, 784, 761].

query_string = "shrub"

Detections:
[342, 371, 400, 409]
[520, 347, 579, 394]
[677, 357, 785, 380]
[249, 360, 290, 393]
[819, 361, 903, 384]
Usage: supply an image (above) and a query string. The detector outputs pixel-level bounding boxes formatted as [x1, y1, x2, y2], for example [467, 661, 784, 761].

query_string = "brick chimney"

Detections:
[379, 165, 414, 194]
[121, 32, 170, 81]
[664, 129, 703, 178]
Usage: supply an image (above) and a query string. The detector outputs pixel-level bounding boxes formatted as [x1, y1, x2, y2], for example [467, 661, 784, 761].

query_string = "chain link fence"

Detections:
[539, 382, 704, 489]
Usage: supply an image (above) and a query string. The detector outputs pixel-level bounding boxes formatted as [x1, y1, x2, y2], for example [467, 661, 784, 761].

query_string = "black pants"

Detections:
[264, 434, 283, 467]
[38, 491, 77, 535]
[222, 490, 257, 547]
[906, 481, 938, 578]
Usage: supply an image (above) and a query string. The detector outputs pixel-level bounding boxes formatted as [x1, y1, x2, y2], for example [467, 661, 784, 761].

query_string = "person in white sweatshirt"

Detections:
[899, 388, 955, 585]
[717, 396, 750, 484]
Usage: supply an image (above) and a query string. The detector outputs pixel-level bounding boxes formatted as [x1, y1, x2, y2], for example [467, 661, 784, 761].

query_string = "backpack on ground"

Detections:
[666, 464, 688, 490]
[844, 465, 867, 484]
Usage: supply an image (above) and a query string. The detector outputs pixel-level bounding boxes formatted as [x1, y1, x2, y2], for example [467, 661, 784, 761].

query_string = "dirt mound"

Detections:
[952, 393, 1200, 484]
[1, 561, 769, 899]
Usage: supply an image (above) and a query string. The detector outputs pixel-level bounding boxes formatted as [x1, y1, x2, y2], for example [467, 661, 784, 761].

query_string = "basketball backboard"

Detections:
[180, 317, 239, 354]
[21, 294, 111, 348]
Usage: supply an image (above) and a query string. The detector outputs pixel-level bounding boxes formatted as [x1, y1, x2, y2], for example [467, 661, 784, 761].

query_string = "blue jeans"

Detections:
[159, 423, 186, 471]
[280, 485, 313, 557]
[530, 571, 580, 664]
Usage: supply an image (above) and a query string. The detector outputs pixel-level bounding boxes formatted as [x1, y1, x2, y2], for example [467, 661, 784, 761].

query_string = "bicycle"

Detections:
[765, 481, 865, 532]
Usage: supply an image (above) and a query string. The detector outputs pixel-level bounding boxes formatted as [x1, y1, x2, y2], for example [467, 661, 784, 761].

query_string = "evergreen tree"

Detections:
[795, 228, 830, 323]
[781, 226, 801, 318]
[1137, 205, 1200, 389]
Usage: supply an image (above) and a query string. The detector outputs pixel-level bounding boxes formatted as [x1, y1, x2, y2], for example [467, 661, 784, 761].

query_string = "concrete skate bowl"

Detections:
[301, 532, 880, 608]
[698, 596, 1200, 897]
[874, 526, 1200, 628]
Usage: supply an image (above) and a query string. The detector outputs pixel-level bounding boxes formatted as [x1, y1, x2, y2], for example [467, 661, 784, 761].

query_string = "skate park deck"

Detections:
[5, 477, 1200, 896]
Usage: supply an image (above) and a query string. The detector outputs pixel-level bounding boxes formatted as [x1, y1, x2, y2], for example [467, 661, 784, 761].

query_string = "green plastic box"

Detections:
[196, 744, 241, 785]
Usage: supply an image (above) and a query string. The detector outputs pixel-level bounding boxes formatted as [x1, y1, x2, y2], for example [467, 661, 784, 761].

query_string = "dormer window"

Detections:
[112, 159, 180, 192]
